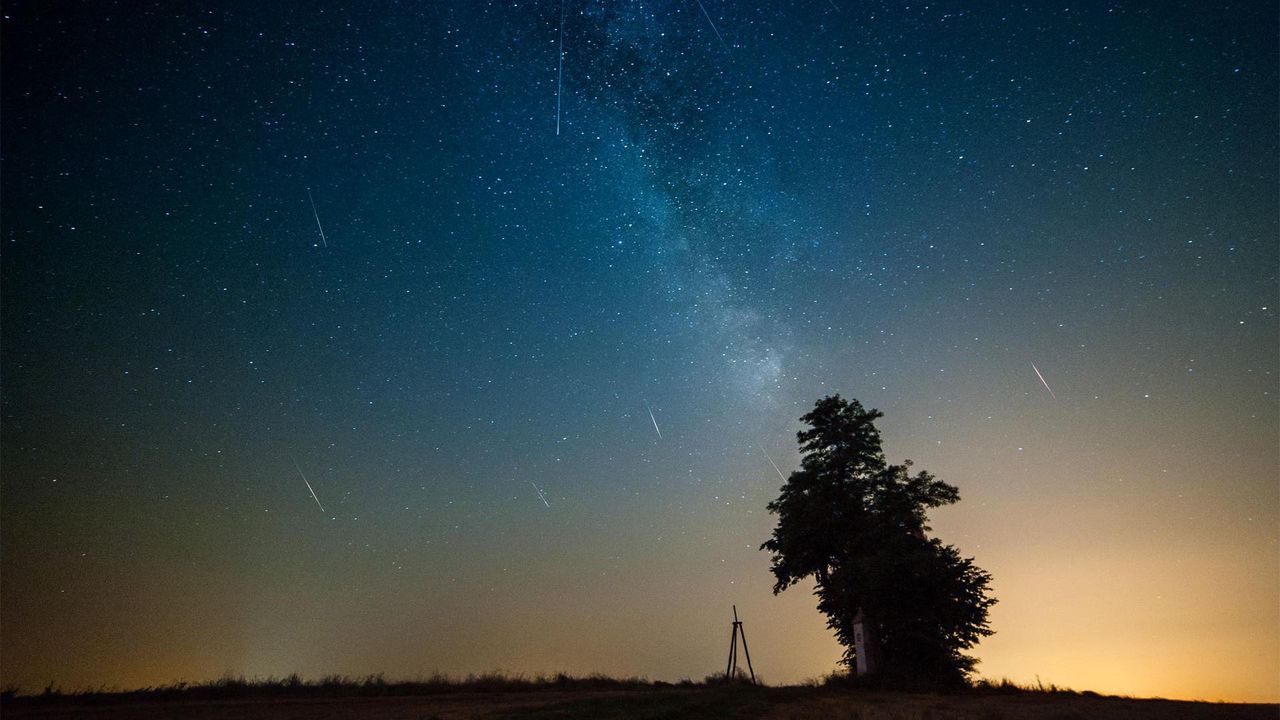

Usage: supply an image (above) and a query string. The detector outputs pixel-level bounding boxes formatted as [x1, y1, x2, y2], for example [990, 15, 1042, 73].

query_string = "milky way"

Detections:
[2, 1, 1276, 702]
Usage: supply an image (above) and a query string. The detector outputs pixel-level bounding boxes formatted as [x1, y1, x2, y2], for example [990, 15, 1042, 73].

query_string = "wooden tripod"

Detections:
[724, 604, 756, 684]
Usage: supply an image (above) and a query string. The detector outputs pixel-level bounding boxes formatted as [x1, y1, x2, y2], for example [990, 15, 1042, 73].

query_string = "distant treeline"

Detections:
[2, 670, 733, 703]
[3, 671, 1099, 704]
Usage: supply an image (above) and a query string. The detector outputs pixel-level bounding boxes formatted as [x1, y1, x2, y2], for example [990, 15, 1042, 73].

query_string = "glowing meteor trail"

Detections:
[529, 481, 551, 508]
[555, 0, 564, 135]
[693, 0, 729, 51]
[293, 461, 326, 513]
[644, 402, 662, 439]
[759, 443, 786, 480]
[307, 188, 328, 248]
[1031, 363, 1057, 400]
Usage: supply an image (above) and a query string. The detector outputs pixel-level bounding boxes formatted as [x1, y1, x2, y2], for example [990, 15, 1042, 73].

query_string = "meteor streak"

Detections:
[644, 401, 662, 439]
[1031, 363, 1057, 400]
[555, 0, 565, 135]
[529, 481, 551, 508]
[307, 188, 328, 248]
[693, 0, 729, 51]
[759, 443, 786, 480]
[293, 461, 326, 513]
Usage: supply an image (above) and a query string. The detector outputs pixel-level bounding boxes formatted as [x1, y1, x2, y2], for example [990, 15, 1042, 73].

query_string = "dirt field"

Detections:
[4, 686, 1275, 720]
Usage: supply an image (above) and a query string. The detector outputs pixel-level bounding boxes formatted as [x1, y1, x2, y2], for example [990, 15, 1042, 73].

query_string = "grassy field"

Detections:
[3, 675, 1274, 719]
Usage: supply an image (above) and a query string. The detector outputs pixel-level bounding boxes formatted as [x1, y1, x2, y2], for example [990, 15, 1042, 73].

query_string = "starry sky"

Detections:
[2, 0, 1277, 703]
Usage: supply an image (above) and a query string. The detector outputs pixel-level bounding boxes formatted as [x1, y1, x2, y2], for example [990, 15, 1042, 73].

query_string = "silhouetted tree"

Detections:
[761, 395, 996, 687]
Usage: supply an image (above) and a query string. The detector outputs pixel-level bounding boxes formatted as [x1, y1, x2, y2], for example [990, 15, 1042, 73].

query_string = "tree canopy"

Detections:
[761, 395, 996, 687]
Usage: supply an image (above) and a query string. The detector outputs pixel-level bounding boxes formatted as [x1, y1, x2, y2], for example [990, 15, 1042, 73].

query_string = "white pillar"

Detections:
[852, 608, 879, 676]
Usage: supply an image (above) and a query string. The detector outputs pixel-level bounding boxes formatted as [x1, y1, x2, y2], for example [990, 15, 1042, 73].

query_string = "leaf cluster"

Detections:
[761, 395, 996, 687]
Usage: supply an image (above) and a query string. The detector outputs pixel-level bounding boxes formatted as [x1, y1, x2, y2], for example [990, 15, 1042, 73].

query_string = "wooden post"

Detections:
[725, 622, 738, 678]
[738, 620, 757, 684]
[725, 605, 757, 685]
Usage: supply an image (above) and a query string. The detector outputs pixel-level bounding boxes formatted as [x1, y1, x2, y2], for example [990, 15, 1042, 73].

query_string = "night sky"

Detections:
[2, 0, 1277, 702]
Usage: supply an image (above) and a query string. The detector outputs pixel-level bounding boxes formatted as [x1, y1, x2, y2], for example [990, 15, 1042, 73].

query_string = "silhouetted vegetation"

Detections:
[0, 670, 670, 703]
[3, 673, 1273, 720]
[0, 672, 1101, 702]
[762, 395, 997, 688]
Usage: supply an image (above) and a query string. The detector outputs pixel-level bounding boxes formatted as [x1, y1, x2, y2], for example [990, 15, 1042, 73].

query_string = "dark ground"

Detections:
[4, 685, 1275, 720]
